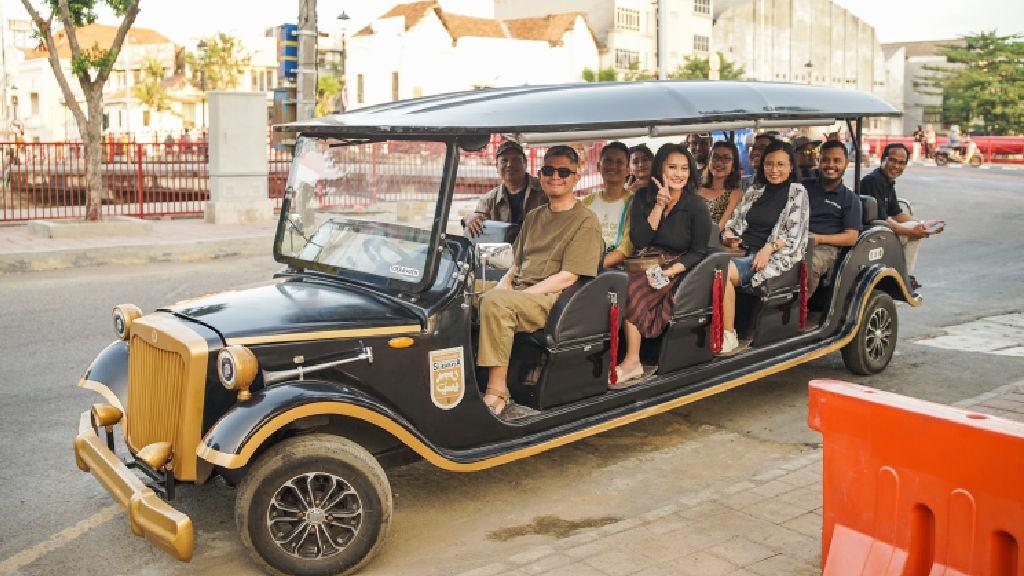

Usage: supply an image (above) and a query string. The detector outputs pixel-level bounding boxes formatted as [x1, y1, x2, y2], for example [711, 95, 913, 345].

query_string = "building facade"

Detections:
[346, 1, 600, 109]
[713, 0, 903, 134]
[882, 40, 962, 135]
[494, 0, 715, 77]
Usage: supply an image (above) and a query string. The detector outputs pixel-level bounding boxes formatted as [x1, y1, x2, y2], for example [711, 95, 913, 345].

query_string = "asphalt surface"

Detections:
[1, 164, 1021, 575]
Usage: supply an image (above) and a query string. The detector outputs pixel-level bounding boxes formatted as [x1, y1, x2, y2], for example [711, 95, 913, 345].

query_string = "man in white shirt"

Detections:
[581, 142, 634, 268]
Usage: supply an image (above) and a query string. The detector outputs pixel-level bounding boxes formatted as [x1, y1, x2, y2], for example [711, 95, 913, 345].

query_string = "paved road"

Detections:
[1, 165, 1021, 576]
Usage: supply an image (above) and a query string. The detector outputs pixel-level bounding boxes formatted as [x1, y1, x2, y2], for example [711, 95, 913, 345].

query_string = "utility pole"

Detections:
[657, 0, 666, 80]
[296, 0, 318, 121]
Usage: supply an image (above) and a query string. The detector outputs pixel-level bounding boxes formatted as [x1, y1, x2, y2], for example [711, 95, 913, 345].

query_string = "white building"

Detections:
[346, 1, 600, 108]
[493, 0, 715, 77]
[882, 39, 963, 135]
[713, 0, 904, 134]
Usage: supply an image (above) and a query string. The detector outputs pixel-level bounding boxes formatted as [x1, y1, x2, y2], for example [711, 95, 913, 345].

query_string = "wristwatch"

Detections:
[771, 239, 784, 252]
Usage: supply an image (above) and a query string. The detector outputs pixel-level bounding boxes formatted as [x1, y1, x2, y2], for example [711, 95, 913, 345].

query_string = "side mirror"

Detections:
[468, 242, 513, 295]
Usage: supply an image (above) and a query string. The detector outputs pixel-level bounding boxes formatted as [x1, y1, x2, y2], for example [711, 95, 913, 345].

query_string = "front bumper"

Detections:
[73, 410, 194, 562]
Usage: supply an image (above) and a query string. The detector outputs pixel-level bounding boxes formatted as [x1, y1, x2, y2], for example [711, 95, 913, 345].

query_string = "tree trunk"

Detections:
[83, 90, 105, 221]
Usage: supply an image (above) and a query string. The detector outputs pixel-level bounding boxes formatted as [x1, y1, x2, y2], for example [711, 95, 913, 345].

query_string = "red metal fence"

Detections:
[865, 135, 1024, 163]
[0, 136, 607, 222]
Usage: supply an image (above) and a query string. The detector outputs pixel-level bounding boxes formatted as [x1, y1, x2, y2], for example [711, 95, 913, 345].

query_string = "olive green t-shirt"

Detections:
[512, 201, 603, 287]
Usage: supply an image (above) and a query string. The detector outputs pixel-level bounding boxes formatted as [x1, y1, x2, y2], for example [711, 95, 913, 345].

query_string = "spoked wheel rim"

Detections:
[865, 307, 893, 362]
[266, 472, 363, 560]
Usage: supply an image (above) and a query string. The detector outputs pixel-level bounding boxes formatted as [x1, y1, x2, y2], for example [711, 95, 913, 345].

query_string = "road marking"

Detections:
[913, 313, 1024, 357]
[0, 505, 122, 575]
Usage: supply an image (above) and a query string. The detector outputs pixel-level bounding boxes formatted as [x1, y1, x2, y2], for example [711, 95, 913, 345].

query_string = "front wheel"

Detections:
[935, 153, 948, 166]
[236, 434, 393, 576]
[970, 154, 983, 167]
[842, 290, 898, 375]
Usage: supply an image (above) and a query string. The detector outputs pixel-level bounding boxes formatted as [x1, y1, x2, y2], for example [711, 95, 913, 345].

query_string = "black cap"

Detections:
[495, 140, 525, 158]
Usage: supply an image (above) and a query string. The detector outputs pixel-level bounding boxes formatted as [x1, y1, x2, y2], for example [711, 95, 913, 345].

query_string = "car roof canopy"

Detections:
[280, 80, 901, 142]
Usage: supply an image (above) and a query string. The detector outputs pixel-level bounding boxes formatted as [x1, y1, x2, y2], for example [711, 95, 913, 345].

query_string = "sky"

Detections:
[2, 0, 1023, 45]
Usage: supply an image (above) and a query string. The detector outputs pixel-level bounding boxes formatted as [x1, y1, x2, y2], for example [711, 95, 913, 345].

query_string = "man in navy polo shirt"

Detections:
[804, 140, 862, 295]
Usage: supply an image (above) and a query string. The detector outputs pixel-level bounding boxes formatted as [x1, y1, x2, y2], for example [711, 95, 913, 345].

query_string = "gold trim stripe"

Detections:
[198, 272, 917, 472]
[78, 379, 124, 412]
[225, 325, 421, 346]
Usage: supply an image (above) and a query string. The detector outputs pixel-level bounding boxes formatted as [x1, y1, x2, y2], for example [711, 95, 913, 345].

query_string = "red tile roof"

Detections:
[25, 24, 175, 60]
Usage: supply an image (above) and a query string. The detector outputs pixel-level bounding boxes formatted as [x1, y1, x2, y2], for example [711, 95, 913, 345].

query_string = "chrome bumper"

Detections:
[73, 410, 194, 562]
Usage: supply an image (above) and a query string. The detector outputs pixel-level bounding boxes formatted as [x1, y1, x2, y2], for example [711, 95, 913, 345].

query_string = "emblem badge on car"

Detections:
[868, 248, 884, 261]
[429, 347, 465, 410]
[151, 330, 158, 343]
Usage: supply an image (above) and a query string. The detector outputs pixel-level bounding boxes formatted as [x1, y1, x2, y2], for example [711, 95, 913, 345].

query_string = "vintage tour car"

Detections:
[73, 80, 916, 575]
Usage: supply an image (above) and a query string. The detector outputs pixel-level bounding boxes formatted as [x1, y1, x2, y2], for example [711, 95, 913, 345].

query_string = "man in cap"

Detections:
[791, 135, 821, 181]
[685, 133, 712, 181]
[463, 140, 548, 237]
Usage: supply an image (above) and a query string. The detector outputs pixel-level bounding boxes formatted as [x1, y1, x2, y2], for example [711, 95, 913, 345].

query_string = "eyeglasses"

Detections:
[539, 166, 578, 178]
[710, 154, 734, 163]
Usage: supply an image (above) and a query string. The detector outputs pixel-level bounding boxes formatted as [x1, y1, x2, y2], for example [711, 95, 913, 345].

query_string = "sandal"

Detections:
[484, 386, 511, 416]
[609, 364, 645, 390]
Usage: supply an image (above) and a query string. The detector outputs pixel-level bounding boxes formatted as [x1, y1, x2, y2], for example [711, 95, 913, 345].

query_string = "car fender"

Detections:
[78, 341, 130, 411]
[197, 380, 443, 470]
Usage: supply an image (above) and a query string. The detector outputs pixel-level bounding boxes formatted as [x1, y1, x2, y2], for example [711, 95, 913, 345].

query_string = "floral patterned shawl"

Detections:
[723, 182, 809, 287]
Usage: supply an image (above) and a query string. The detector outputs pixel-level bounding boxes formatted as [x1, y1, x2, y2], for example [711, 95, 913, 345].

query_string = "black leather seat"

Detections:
[655, 251, 732, 373]
[520, 268, 628, 348]
[860, 194, 879, 225]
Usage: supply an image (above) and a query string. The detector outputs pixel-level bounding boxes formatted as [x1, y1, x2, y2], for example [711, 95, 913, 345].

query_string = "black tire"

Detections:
[842, 290, 898, 375]
[236, 434, 392, 576]
[970, 154, 983, 167]
[935, 154, 948, 166]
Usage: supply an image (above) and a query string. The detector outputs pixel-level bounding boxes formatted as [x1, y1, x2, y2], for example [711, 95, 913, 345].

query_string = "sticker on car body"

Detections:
[868, 248, 884, 261]
[429, 347, 465, 410]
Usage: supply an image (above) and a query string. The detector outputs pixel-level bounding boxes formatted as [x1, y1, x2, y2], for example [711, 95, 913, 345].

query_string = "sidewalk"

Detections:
[448, 380, 1024, 576]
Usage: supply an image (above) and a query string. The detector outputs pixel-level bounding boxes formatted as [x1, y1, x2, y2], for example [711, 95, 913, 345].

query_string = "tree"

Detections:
[668, 52, 747, 80]
[184, 32, 253, 91]
[21, 0, 141, 221]
[315, 75, 341, 117]
[917, 31, 1024, 135]
[133, 56, 172, 133]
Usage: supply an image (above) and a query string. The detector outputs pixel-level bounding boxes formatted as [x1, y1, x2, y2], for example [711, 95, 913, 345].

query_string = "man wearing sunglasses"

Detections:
[861, 143, 945, 292]
[477, 145, 603, 416]
[792, 136, 821, 181]
[463, 140, 548, 237]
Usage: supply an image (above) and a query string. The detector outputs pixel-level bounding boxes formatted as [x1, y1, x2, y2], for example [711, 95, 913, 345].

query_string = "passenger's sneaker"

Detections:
[720, 330, 739, 354]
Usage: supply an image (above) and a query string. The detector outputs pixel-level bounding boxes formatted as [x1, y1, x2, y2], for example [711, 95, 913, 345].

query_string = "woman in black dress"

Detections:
[614, 143, 712, 387]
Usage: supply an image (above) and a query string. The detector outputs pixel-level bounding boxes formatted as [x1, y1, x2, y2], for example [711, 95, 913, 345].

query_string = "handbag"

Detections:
[624, 250, 665, 274]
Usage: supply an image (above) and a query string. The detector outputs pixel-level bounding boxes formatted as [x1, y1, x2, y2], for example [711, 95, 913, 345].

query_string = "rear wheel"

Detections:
[842, 290, 898, 375]
[236, 434, 392, 576]
[935, 153, 948, 166]
[970, 154, 983, 167]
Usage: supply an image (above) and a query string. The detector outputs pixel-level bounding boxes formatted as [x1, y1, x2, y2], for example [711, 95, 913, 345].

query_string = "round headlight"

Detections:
[112, 304, 143, 341]
[218, 346, 258, 393]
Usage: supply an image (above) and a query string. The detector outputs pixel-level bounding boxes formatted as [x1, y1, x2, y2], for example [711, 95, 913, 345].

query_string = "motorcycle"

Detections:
[935, 141, 984, 167]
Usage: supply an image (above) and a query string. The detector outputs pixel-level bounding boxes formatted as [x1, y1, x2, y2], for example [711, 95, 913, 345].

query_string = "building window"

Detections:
[182, 103, 196, 125]
[694, 0, 710, 14]
[693, 34, 710, 53]
[391, 72, 399, 102]
[615, 49, 640, 69]
[142, 109, 151, 127]
[357, 74, 364, 104]
[30, 92, 39, 116]
[616, 7, 640, 32]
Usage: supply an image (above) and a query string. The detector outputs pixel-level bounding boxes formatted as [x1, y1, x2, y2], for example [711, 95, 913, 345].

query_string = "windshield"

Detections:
[275, 136, 455, 288]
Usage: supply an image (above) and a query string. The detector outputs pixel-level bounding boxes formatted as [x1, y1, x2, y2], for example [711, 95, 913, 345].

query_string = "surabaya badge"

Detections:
[429, 347, 465, 410]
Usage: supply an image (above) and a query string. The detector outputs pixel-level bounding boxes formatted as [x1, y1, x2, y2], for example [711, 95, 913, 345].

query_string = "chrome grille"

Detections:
[126, 335, 185, 452]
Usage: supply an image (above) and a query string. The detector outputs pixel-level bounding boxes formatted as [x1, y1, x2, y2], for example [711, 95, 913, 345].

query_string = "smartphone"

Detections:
[924, 221, 945, 234]
[646, 265, 670, 289]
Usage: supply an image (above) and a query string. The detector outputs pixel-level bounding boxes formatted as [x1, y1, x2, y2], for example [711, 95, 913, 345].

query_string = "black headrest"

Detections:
[467, 221, 520, 245]
[859, 195, 879, 224]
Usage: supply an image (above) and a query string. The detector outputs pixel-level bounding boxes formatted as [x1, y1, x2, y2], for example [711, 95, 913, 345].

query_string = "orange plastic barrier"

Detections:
[808, 379, 1024, 575]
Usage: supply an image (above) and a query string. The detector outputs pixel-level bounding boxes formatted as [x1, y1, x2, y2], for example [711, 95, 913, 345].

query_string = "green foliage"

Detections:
[133, 56, 172, 114]
[48, 0, 98, 26]
[623, 62, 654, 81]
[316, 75, 342, 116]
[582, 67, 617, 82]
[918, 31, 1024, 135]
[184, 32, 253, 91]
[668, 52, 746, 80]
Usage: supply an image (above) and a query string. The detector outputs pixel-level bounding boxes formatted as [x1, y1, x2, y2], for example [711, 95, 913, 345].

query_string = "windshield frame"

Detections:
[273, 134, 461, 293]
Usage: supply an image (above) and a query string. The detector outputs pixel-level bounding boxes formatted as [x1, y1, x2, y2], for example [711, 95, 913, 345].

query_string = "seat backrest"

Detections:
[672, 252, 732, 317]
[859, 195, 879, 225]
[543, 268, 628, 347]
[467, 221, 520, 245]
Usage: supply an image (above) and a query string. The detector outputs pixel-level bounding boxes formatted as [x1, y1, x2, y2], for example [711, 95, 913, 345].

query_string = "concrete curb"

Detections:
[0, 234, 274, 274]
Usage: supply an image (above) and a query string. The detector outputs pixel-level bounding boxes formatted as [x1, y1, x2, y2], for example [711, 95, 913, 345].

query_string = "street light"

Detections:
[197, 39, 208, 129]
[338, 11, 350, 112]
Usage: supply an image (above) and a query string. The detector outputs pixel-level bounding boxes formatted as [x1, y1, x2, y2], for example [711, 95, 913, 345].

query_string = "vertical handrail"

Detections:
[137, 143, 144, 219]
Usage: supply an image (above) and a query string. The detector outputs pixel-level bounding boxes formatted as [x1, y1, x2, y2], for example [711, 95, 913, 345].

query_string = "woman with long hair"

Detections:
[721, 140, 810, 353]
[614, 143, 713, 386]
[699, 141, 743, 230]
[626, 143, 654, 194]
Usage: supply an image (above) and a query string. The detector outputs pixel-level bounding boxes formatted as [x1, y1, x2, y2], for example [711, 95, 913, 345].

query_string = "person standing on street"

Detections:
[860, 144, 944, 292]
[463, 140, 547, 237]
[924, 124, 937, 160]
[913, 125, 924, 162]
